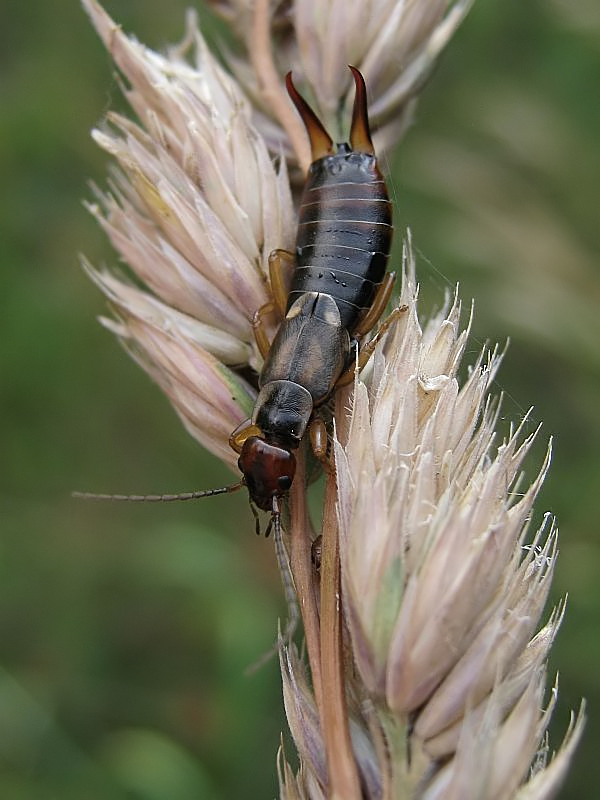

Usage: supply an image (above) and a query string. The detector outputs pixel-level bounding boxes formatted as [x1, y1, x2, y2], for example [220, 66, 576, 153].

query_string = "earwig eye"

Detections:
[278, 476, 293, 491]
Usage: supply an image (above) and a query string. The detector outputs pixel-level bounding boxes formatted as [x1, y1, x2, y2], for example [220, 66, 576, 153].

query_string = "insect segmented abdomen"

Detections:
[287, 143, 393, 332]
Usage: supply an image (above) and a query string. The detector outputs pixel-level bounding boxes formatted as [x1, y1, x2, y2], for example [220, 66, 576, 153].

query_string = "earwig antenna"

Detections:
[245, 496, 299, 676]
[72, 483, 244, 503]
[272, 496, 299, 645]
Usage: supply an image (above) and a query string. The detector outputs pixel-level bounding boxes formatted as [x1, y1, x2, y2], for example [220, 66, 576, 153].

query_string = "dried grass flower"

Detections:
[82, 1, 584, 797]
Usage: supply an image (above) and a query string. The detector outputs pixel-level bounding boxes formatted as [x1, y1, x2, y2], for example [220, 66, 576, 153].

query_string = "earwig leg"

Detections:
[252, 302, 276, 359]
[352, 271, 396, 339]
[309, 417, 331, 471]
[269, 249, 295, 316]
[249, 499, 262, 536]
[336, 303, 408, 388]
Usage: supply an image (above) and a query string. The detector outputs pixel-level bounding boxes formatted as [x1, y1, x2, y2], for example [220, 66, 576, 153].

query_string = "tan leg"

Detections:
[353, 271, 396, 339]
[269, 249, 295, 316]
[336, 304, 408, 388]
[309, 417, 329, 464]
[252, 302, 276, 359]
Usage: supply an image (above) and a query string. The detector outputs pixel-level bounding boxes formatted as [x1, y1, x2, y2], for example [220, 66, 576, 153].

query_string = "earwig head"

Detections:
[238, 436, 296, 511]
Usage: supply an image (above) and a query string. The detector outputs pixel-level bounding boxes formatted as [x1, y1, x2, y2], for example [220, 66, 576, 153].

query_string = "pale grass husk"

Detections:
[278, 244, 584, 799]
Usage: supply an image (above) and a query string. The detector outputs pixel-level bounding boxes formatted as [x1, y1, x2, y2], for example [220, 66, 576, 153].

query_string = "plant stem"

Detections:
[251, 0, 312, 172]
[320, 460, 361, 799]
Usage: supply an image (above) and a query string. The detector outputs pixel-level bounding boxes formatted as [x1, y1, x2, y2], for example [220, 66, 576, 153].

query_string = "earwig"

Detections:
[230, 66, 395, 522]
[77, 67, 396, 538]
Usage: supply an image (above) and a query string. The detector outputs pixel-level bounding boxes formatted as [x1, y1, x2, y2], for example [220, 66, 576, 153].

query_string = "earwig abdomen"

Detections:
[288, 148, 393, 331]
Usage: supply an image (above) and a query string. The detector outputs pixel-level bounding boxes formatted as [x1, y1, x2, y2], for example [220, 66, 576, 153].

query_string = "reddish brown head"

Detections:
[238, 436, 296, 511]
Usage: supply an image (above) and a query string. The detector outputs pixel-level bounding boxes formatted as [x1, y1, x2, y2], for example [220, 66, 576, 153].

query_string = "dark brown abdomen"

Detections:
[287, 150, 393, 332]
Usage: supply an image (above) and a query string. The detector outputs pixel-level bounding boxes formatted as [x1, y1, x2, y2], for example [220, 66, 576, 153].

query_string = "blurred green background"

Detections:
[1, 1, 598, 797]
